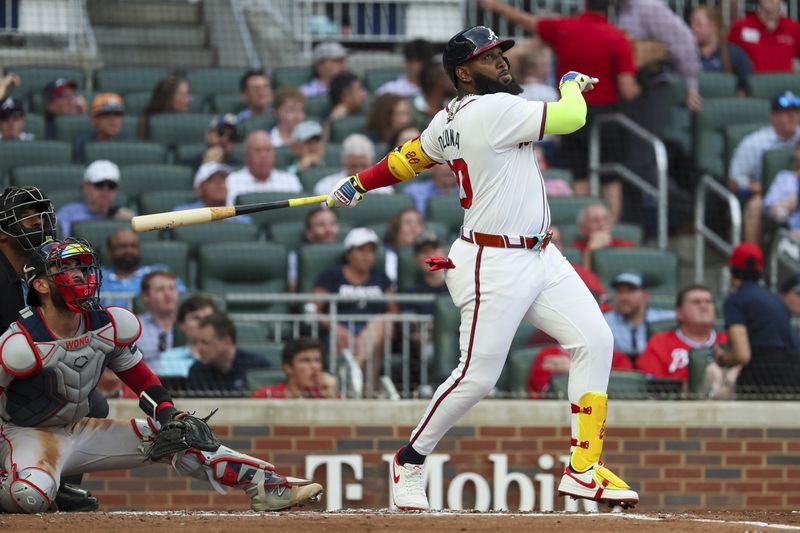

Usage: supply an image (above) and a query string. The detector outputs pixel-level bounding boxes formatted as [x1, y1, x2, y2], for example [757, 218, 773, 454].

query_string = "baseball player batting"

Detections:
[0, 238, 322, 513]
[327, 26, 639, 510]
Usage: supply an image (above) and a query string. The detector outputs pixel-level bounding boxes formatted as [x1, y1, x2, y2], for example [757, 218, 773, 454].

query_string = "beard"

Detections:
[113, 254, 140, 272]
[50, 282, 70, 311]
[473, 71, 523, 96]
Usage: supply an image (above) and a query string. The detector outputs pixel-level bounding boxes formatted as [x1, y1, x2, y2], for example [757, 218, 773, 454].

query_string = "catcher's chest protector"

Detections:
[0, 308, 117, 427]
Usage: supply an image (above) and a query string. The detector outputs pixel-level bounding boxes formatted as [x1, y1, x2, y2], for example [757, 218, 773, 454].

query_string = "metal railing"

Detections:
[229, 0, 262, 69]
[588, 112, 670, 250]
[0, 0, 97, 54]
[693, 173, 742, 283]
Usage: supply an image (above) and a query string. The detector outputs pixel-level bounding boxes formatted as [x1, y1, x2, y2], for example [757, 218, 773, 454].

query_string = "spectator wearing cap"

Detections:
[42, 78, 86, 139]
[313, 227, 398, 397]
[286, 120, 325, 175]
[100, 228, 187, 308]
[720, 243, 800, 394]
[138, 75, 191, 139]
[237, 69, 273, 122]
[403, 162, 458, 216]
[72, 93, 127, 162]
[56, 160, 134, 237]
[0, 96, 33, 141]
[572, 203, 637, 272]
[301, 41, 348, 98]
[729, 91, 800, 245]
[269, 87, 306, 148]
[603, 272, 676, 357]
[181, 113, 239, 170]
[174, 162, 252, 224]
[314, 133, 385, 195]
[728, 0, 800, 73]
[326, 71, 368, 125]
[376, 39, 435, 98]
[764, 139, 800, 240]
[225, 131, 302, 205]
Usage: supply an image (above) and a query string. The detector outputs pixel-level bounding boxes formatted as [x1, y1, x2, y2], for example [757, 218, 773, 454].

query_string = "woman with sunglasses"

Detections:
[56, 160, 134, 237]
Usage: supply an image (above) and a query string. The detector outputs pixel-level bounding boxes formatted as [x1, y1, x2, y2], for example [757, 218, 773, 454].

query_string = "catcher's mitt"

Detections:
[145, 409, 222, 461]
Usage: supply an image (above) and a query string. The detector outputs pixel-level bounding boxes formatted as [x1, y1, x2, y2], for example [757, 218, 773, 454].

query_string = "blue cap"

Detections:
[612, 271, 644, 289]
[772, 91, 800, 112]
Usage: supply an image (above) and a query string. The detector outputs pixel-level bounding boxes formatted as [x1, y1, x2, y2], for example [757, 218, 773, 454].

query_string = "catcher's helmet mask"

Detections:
[0, 186, 57, 251]
[443, 26, 515, 85]
[25, 238, 103, 312]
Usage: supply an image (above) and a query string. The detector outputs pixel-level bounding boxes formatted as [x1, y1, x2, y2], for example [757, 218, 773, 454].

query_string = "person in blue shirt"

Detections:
[56, 160, 135, 237]
[691, 6, 753, 95]
[719, 243, 800, 395]
[236, 69, 273, 123]
[403, 162, 459, 216]
[174, 162, 252, 224]
[158, 294, 219, 377]
[100, 228, 186, 308]
[603, 271, 676, 358]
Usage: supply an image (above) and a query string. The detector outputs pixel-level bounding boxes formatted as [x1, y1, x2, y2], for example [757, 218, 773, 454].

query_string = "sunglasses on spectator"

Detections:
[91, 180, 118, 190]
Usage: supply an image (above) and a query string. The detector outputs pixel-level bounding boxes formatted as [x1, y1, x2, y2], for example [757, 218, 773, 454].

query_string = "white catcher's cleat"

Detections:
[246, 471, 323, 511]
[390, 450, 429, 510]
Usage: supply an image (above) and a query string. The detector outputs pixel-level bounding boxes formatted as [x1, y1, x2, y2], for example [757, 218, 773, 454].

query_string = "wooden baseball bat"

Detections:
[131, 195, 328, 232]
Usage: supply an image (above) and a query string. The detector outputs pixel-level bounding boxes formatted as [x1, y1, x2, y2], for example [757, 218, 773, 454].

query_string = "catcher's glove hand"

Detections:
[145, 410, 222, 461]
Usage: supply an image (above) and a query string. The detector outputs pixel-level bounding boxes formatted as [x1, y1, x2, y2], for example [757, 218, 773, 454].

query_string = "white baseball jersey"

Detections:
[420, 93, 549, 236]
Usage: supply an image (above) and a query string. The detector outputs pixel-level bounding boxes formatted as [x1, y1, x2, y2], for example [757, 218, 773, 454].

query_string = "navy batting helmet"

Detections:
[0, 186, 57, 251]
[442, 26, 515, 84]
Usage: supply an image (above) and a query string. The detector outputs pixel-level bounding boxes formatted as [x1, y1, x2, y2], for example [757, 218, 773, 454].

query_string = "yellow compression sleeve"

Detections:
[387, 137, 435, 182]
[543, 81, 587, 135]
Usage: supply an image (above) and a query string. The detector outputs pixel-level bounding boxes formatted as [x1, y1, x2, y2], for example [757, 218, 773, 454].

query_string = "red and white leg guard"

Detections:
[0, 466, 57, 513]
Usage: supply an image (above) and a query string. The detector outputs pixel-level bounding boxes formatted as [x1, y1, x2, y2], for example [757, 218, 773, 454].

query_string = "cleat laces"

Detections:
[405, 465, 426, 498]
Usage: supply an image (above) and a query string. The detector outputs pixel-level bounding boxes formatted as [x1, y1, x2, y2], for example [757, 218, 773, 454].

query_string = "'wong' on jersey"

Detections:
[420, 93, 549, 236]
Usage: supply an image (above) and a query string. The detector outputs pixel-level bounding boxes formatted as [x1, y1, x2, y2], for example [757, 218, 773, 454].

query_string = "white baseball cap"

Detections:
[344, 227, 380, 251]
[292, 120, 324, 144]
[313, 41, 347, 63]
[194, 162, 233, 188]
[83, 160, 120, 183]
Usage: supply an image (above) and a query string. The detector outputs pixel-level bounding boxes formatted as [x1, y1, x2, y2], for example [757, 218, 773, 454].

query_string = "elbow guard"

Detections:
[390, 137, 435, 181]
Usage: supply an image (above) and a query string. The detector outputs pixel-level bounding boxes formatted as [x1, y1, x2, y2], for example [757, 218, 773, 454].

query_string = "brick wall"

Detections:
[83, 402, 800, 512]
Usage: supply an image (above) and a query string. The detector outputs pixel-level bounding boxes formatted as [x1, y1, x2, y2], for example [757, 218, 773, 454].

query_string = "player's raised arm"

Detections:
[542, 71, 598, 135]
[326, 136, 436, 208]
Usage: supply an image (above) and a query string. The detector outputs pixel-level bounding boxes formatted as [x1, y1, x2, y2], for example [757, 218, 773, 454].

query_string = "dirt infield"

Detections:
[2, 510, 799, 532]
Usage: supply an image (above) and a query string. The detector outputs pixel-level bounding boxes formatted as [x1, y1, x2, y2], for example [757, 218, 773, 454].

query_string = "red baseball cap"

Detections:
[729, 242, 763, 271]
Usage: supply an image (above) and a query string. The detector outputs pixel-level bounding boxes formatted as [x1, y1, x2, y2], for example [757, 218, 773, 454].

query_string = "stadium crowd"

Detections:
[0, 0, 799, 400]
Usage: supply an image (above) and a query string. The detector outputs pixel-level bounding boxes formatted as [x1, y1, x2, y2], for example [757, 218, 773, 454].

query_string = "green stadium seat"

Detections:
[593, 247, 679, 298]
[139, 240, 190, 282]
[432, 295, 460, 383]
[297, 243, 345, 293]
[562, 247, 581, 264]
[549, 196, 604, 226]
[245, 368, 286, 390]
[120, 164, 193, 199]
[198, 242, 288, 312]
[11, 164, 85, 195]
[330, 115, 367, 143]
[24, 113, 45, 139]
[724, 122, 767, 166]
[53, 114, 91, 142]
[139, 190, 198, 215]
[266, 221, 305, 249]
[274, 145, 293, 169]
[212, 93, 245, 114]
[240, 115, 276, 137]
[549, 370, 647, 399]
[239, 341, 285, 365]
[272, 66, 312, 89]
[7, 65, 85, 100]
[173, 222, 259, 258]
[72, 219, 158, 250]
[305, 95, 330, 121]
[173, 142, 207, 164]
[508, 346, 543, 395]
[148, 113, 214, 146]
[323, 144, 343, 167]
[186, 67, 247, 99]
[94, 66, 171, 94]
[364, 67, 405, 93]
[612, 223, 643, 245]
[236, 192, 323, 230]
[688, 347, 713, 395]
[334, 194, 414, 226]
[121, 91, 152, 115]
[698, 71, 737, 99]
[693, 97, 770, 178]
[298, 165, 339, 192]
[747, 73, 800, 99]
[762, 147, 794, 192]
[48, 190, 82, 210]
[544, 167, 574, 185]
[396, 245, 418, 292]
[84, 141, 167, 165]
[233, 321, 270, 343]
[426, 194, 462, 233]
[0, 141, 71, 172]
[647, 318, 678, 337]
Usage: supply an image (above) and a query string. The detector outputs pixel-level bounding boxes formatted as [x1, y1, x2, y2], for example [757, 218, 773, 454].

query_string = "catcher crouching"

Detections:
[0, 238, 323, 513]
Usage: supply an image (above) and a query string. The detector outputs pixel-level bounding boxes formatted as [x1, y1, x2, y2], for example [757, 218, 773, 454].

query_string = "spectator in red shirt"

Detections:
[636, 284, 730, 385]
[728, 0, 800, 73]
[479, 0, 640, 221]
[571, 203, 637, 271]
[527, 346, 633, 398]
[252, 337, 339, 399]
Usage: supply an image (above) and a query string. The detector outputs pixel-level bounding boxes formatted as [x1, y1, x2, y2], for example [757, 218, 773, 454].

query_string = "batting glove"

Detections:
[559, 71, 599, 92]
[327, 175, 366, 209]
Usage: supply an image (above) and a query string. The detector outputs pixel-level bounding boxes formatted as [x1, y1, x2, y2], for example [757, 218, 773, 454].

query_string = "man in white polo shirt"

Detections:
[225, 130, 303, 205]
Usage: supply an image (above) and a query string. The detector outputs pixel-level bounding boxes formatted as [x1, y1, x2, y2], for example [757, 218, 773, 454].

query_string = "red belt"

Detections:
[460, 228, 553, 251]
